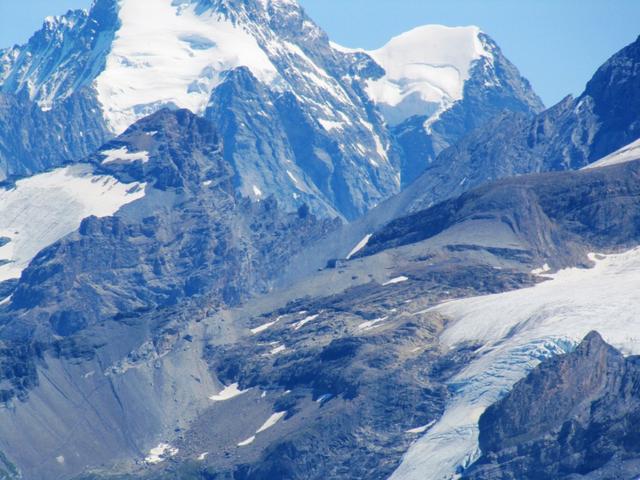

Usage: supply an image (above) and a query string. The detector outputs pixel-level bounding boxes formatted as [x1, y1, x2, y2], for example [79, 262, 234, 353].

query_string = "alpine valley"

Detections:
[0, 1, 638, 480]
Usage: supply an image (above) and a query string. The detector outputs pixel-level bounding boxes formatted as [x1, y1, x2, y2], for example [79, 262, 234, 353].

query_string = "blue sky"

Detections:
[1, 0, 639, 106]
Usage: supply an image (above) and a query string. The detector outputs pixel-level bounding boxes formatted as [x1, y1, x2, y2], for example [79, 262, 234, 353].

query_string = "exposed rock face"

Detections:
[0, 0, 547, 219]
[0, 110, 338, 480]
[0, 91, 109, 181]
[56, 145, 640, 480]
[1, 108, 337, 340]
[1, 4, 640, 480]
[0, 1, 116, 180]
[463, 332, 640, 480]
[359, 160, 640, 268]
[0, 0, 400, 220]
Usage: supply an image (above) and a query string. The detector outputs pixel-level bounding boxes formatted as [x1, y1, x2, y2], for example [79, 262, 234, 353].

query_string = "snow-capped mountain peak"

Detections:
[362, 24, 492, 126]
[96, 0, 283, 134]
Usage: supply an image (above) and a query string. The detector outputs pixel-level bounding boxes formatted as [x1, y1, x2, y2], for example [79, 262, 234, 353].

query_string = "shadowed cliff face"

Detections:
[463, 332, 640, 480]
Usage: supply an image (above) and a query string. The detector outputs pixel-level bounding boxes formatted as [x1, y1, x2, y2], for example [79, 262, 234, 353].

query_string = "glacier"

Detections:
[390, 248, 640, 480]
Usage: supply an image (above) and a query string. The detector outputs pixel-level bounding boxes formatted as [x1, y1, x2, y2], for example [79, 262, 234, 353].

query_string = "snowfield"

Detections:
[391, 248, 640, 480]
[0, 165, 145, 282]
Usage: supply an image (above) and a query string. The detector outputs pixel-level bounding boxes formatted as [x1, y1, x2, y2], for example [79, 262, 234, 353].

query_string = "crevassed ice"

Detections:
[390, 249, 640, 480]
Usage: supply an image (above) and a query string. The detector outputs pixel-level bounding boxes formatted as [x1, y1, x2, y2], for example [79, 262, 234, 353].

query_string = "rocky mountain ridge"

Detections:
[0, 0, 542, 219]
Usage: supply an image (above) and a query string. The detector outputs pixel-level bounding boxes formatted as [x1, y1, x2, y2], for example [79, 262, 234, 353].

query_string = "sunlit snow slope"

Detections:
[0, 165, 145, 283]
[584, 137, 640, 170]
[363, 25, 490, 126]
[390, 249, 640, 480]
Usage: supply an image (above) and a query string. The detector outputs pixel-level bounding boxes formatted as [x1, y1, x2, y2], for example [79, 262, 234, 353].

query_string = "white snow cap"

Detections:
[96, 0, 280, 134]
[362, 25, 490, 126]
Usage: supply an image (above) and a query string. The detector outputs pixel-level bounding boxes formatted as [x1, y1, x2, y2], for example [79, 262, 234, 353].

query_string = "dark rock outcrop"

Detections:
[463, 332, 640, 480]
[359, 159, 640, 269]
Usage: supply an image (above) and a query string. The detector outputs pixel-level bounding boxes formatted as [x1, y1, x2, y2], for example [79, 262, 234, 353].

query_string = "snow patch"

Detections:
[256, 411, 286, 434]
[316, 393, 333, 403]
[383, 276, 409, 286]
[292, 314, 318, 331]
[346, 233, 372, 260]
[237, 436, 255, 447]
[269, 344, 286, 355]
[209, 383, 249, 402]
[145, 443, 178, 464]
[318, 118, 344, 131]
[252, 185, 263, 197]
[358, 316, 388, 331]
[286, 170, 301, 188]
[251, 317, 281, 335]
[100, 146, 150, 164]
